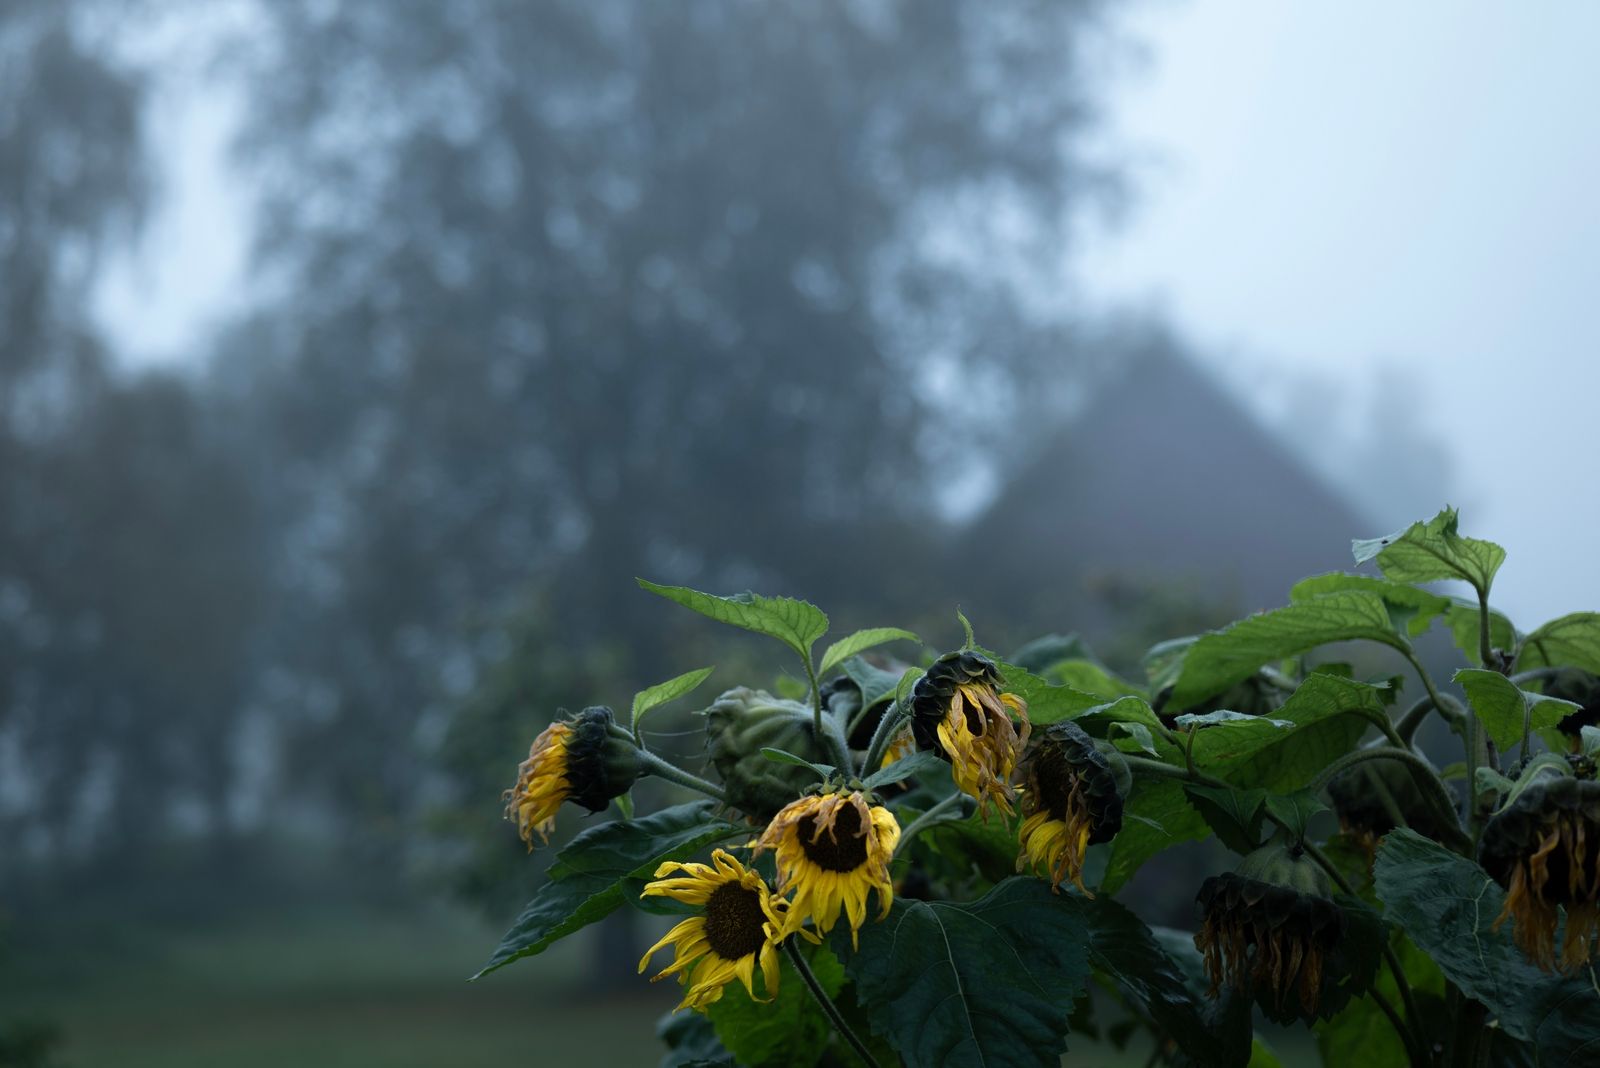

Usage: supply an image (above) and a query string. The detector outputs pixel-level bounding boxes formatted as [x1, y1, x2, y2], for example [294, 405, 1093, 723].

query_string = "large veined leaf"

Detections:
[1169, 592, 1406, 708]
[474, 802, 741, 978]
[1042, 658, 1146, 700]
[706, 942, 845, 1067]
[638, 580, 829, 666]
[1517, 612, 1600, 676]
[845, 878, 1094, 1067]
[1446, 602, 1519, 666]
[1102, 778, 1209, 893]
[1352, 507, 1506, 596]
[1290, 572, 1452, 638]
[1189, 673, 1385, 792]
[1373, 829, 1600, 1065]
[817, 627, 919, 677]
[986, 655, 1103, 726]
[1453, 668, 1579, 752]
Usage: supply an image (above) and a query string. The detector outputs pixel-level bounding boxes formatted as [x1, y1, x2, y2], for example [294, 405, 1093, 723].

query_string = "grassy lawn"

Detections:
[1, 904, 671, 1068]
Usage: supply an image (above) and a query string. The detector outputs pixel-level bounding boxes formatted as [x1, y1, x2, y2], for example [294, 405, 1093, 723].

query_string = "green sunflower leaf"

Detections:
[631, 666, 716, 735]
[1102, 778, 1210, 893]
[1169, 592, 1407, 709]
[1290, 572, 1453, 638]
[638, 579, 829, 667]
[817, 627, 919, 678]
[1352, 507, 1506, 597]
[844, 878, 1094, 1068]
[1517, 612, 1600, 676]
[706, 942, 845, 1068]
[1189, 673, 1386, 792]
[473, 801, 741, 979]
[1183, 784, 1268, 854]
[1453, 668, 1580, 753]
[1445, 602, 1519, 667]
[862, 748, 943, 790]
[1373, 829, 1600, 1063]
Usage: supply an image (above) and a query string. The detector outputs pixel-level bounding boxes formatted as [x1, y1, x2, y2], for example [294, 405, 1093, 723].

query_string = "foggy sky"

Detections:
[96, 0, 1600, 630]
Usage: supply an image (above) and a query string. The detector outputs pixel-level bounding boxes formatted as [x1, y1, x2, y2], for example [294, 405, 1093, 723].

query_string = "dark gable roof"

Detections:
[953, 345, 1369, 636]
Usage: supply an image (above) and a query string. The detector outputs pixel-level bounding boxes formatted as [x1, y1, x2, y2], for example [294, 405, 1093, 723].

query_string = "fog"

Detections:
[3, 1, 1596, 1064]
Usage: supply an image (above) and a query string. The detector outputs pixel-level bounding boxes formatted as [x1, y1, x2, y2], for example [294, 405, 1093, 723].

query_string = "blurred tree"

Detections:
[0, 1, 268, 896]
[221, 0, 1118, 857]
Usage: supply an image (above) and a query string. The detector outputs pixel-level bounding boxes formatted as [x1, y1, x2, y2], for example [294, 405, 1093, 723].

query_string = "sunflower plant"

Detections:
[475, 508, 1600, 1067]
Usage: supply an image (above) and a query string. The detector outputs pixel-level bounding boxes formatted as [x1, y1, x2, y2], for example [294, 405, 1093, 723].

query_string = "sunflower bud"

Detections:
[504, 705, 641, 847]
[1016, 722, 1124, 894]
[909, 650, 1030, 817]
[1479, 770, 1600, 971]
[704, 688, 829, 821]
[1326, 759, 1454, 853]
[1194, 840, 1346, 1019]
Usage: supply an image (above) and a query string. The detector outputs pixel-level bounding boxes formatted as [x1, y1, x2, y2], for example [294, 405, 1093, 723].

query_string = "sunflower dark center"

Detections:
[703, 882, 769, 960]
[798, 802, 869, 873]
[1034, 760, 1080, 823]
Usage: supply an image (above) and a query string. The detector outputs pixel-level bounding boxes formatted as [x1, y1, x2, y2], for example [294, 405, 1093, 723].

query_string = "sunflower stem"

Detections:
[861, 697, 910, 776]
[892, 791, 968, 859]
[635, 749, 726, 803]
[784, 939, 881, 1068]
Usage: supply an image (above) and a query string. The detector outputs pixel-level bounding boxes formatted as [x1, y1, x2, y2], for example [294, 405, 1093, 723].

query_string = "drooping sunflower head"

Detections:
[637, 849, 791, 1013]
[1016, 722, 1125, 895]
[909, 650, 1030, 817]
[1194, 843, 1346, 1020]
[705, 687, 830, 821]
[1540, 668, 1600, 745]
[755, 789, 900, 948]
[1326, 759, 1454, 856]
[504, 705, 640, 847]
[1480, 773, 1600, 972]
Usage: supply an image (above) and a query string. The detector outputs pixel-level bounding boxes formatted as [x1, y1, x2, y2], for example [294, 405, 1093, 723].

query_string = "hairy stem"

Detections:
[892, 791, 969, 859]
[785, 939, 881, 1068]
[635, 748, 727, 803]
[861, 697, 910, 776]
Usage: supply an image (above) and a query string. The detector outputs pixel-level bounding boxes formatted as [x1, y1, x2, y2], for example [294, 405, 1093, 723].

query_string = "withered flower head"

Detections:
[754, 789, 900, 948]
[1480, 773, 1600, 972]
[1539, 668, 1600, 744]
[1326, 760, 1454, 855]
[910, 650, 1030, 817]
[1194, 843, 1347, 1020]
[1016, 722, 1124, 895]
[504, 706, 640, 847]
[637, 849, 794, 1012]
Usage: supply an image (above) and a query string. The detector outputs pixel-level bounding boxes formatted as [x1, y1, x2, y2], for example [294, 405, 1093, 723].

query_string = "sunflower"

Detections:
[909, 650, 1030, 817]
[1016, 722, 1124, 894]
[756, 790, 900, 947]
[1195, 866, 1346, 1019]
[1480, 774, 1600, 971]
[637, 849, 793, 1012]
[503, 705, 639, 847]
[879, 725, 916, 770]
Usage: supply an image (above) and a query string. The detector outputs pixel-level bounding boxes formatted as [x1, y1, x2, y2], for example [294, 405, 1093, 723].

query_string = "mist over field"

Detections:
[3, 3, 1595, 1065]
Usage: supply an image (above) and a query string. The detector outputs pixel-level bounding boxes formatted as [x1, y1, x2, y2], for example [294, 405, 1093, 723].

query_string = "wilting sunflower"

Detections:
[1016, 722, 1124, 894]
[1194, 845, 1346, 1019]
[1326, 759, 1455, 858]
[504, 705, 640, 847]
[879, 726, 916, 769]
[638, 849, 793, 1012]
[756, 789, 900, 947]
[1480, 773, 1600, 971]
[909, 650, 1030, 817]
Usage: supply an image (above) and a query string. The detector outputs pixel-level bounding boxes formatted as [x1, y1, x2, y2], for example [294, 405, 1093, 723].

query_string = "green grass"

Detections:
[0, 903, 671, 1068]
